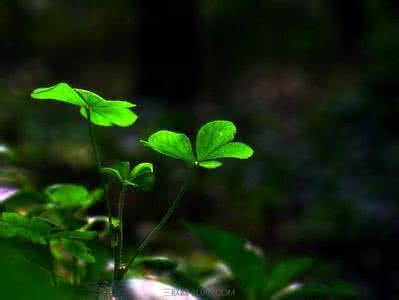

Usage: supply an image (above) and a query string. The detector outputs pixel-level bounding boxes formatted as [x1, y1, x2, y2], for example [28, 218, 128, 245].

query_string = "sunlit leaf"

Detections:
[141, 130, 195, 164]
[142, 120, 253, 169]
[31, 82, 84, 106]
[204, 142, 253, 160]
[195, 120, 254, 167]
[187, 223, 267, 299]
[196, 120, 236, 161]
[78, 89, 137, 127]
[31, 82, 137, 127]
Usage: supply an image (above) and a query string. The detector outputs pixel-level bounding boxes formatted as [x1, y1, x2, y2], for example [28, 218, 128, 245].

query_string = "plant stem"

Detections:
[85, 108, 116, 275]
[86, 109, 101, 169]
[122, 174, 191, 278]
[114, 184, 127, 280]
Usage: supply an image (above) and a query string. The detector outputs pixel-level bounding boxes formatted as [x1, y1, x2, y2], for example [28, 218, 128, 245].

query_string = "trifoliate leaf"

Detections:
[141, 130, 195, 164]
[142, 120, 253, 169]
[31, 82, 137, 127]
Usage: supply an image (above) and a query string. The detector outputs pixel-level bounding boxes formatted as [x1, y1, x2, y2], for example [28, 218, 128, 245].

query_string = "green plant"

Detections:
[0, 82, 358, 299]
[26, 82, 253, 284]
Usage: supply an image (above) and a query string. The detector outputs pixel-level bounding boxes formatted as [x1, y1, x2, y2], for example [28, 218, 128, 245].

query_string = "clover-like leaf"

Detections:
[142, 120, 253, 169]
[196, 120, 253, 165]
[45, 184, 102, 209]
[141, 130, 195, 164]
[0, 212, 52, 244]
[196, 120, 236, 161]
[31, 82, 137, 127]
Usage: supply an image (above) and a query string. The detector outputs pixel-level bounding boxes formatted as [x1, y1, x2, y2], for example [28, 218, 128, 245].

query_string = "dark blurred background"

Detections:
[1, 1, 398, 299]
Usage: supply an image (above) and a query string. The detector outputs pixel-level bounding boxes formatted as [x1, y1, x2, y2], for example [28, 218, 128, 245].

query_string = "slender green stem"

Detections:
[85, 108, 116, 277]
[114, 184, 127, 280]
[122, 174, 191, 278]
[86, 109, 101, 169]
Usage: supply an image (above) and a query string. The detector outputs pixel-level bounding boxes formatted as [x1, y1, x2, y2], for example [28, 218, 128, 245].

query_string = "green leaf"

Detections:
[128, 162, 155, 191]
[31, 83, 137, 127]
[195, 120, 253, 167]
[141, 130, 195, 164]
[45, 184, 90, 208]
[101, 161, 131, 183]
[77, 89, 137, 127]
[187, 223, 267, 299]
[50, 230, 97, 241]
[0, 212, 52, 243]
[61, 239, 96, 263]
[204, 142, 253, 160]
[264, 258, 313, 296]
[101, 161, 155, 191]
[31, 82, 85, 106]
[198, 160, 223, 169]
[196, 120, 236, 161]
